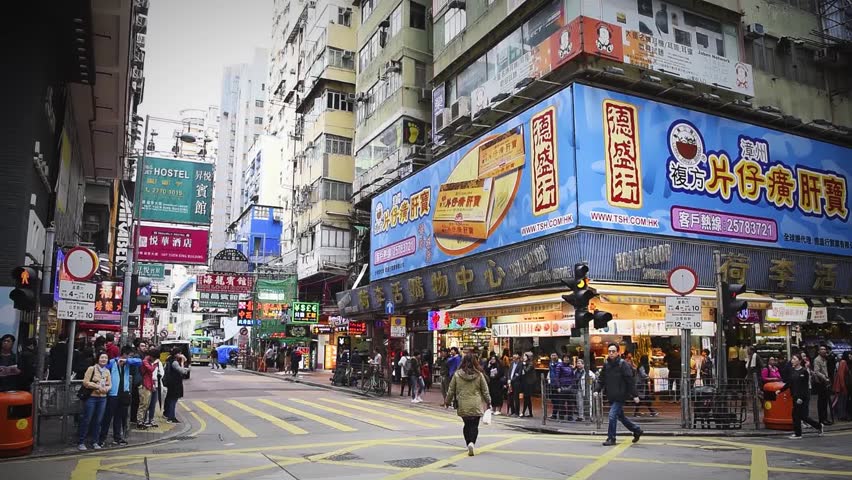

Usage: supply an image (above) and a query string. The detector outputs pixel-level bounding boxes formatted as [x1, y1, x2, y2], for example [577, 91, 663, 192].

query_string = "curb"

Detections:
[1, 412, 194, 462]
[240, 369, 852, 438]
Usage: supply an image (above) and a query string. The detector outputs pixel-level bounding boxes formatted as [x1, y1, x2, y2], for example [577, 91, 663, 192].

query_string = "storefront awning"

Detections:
[448, 284, 777, 318]
[446, 293, 565, 318]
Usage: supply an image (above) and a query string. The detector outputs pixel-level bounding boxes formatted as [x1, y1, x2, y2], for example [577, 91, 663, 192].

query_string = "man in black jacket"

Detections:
[595, 344, 643, 446]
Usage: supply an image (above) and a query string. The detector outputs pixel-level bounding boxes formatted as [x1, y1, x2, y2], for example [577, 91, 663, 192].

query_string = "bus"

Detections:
[189, 335, 213, 365]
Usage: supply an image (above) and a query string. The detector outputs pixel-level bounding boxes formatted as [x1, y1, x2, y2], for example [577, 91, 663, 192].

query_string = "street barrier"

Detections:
[32, 380, 83, 445]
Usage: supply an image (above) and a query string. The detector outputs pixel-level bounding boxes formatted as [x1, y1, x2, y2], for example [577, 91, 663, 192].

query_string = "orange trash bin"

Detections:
[0, 390, 34, 457]
[763, 381, 793, 430]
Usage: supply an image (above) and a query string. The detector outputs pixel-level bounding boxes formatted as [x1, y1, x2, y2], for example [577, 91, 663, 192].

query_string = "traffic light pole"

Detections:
[713, 250, 726, 387]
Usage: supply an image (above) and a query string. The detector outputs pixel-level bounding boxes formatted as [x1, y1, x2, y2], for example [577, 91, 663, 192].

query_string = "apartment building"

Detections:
[271, 0, 359, 307]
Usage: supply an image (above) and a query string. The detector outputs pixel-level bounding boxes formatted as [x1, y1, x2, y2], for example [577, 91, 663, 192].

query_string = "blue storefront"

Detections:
[338, 83, 852, 366]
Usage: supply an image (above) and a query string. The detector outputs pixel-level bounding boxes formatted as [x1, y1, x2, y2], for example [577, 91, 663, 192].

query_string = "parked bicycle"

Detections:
[360, 365, 388, 396]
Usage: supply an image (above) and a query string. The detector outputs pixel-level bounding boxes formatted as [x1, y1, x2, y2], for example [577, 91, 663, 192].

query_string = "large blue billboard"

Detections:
[574, 84, 851, 256]
[370, 88, 578, 280]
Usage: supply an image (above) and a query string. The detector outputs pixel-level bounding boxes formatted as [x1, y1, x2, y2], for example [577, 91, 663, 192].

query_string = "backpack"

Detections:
[163, 359, 177, 387]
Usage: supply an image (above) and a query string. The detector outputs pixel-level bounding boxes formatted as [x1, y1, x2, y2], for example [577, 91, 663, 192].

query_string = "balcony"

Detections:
[298, 246, 350, 279]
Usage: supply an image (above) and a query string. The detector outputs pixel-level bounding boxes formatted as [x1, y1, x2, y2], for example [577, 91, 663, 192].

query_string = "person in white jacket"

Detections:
[574, 358, 595, 422]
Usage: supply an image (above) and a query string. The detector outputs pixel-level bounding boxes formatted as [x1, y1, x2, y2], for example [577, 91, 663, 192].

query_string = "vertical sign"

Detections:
[139, 156, 214, 224]
[112, 180, 134, 276]
[602, 99, 642, 209]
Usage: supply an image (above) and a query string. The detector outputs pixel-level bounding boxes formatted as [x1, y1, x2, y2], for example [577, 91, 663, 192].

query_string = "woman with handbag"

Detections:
[444, 353, 491, 457]
[78, 353, 111, 450]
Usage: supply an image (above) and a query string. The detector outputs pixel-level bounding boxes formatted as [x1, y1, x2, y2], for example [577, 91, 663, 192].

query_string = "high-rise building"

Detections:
[269, 0, 358, 309]
[211, 48, 269, 254]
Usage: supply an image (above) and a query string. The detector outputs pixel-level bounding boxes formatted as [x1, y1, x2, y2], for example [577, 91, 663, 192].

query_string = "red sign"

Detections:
[582, 17, 624, 61]
[238, 300, 254, 320]
[137, 225, 209, 265]
[348, 321, 366, 335]
[95, 281, 124, 321]
[197, 273, 254, 294]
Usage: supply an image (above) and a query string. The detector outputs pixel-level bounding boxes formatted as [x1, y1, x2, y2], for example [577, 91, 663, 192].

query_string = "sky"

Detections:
[138, 0, 272, 122]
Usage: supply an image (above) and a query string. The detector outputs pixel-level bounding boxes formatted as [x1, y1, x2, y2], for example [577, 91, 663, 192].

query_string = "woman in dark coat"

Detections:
[485, 355, 505, 415]
[521, 352, 537, 417]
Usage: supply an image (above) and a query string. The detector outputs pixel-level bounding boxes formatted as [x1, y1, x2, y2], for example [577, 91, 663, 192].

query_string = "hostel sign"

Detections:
[139, 156, 214, 225]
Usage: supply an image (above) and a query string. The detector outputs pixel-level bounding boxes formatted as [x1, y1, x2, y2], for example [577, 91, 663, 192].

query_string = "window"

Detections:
[390, 4, 403, 38]
[414, 61, 427, 88]
[253, 207, 269, 220]
[337, 7, 352, 27]
[255, 100, 264, 107]
[411, 2, 426, 29]
[444, 7, 466, 43]
[326, 90, 354, 112]
[261, 83, 265, 91]
[325, 134, 353, 155]
[327, 47, 355, 70]
[321, 227, 351, 248]
[254, 116, 263, 125]
[361, 0, 374, 24]
[321, 180, 353, 201]
[748, 38, 826, 89]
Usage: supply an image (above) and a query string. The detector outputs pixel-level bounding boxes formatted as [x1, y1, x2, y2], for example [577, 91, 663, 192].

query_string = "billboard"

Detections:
[94, 281, 124, 321]
[574, 84, 851, 256]
[371, 87, 577, 280]
[582, 0, 754, 96]
[139, 156, 214, 225]
[137, 225, 210, 264]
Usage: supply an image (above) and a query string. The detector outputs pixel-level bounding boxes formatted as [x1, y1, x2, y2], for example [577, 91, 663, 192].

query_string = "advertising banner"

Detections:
[255, 278, 297, 320]
[139, 156, 214, 225]
[94, 281, 124, 321]
[111, 180, 134, 276]
[371, 86, 577, 280]
[197, 273, 254, 294]
[428, 311, 486, 331]
[574, 84, 851, 256]
[138, 225, 210, 264]
[582, 0, 754, 96]
[291, 301, 320, 324]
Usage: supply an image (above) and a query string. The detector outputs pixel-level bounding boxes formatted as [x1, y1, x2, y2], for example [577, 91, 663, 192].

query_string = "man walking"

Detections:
[813, 345, 833, 425]
[595, 344, 643, 446]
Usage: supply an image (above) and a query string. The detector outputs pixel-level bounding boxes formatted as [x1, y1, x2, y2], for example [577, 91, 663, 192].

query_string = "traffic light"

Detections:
[721, 282, 748, 320]
[10, 266, 39, 311]
[129, 275, 152, 312]
[562, 263, 612, 336]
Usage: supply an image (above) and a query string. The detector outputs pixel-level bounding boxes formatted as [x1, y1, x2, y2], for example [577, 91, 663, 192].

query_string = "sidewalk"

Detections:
[10, 411, 192, 460]
[242, 368, 852, 437]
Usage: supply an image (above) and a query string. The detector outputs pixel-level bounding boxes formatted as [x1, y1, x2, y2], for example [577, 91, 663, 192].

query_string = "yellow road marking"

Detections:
[193, 400, 257, 438]
[750, 447, 768, 480]
[351, 398, 459, 423]
[706, 437, 852, 462]
[179, 402, 192, 412]
[318, 397, 439, 428]
[291, 398, 400, 430]
[567, 440, 632, 480]
[316, 459, 404, 471]
[70, 457, 101, 480]
[189, 410, 207, 437]
[98, 466, 171, 479]
[381, 436, 524, 480]
[258, 398, 357, 432]
[194, 457, 309, 480]
[226, 399, 308, 435]
[769, 466, 852, 476]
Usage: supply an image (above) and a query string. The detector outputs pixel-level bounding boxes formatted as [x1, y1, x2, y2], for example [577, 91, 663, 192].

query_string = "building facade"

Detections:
[338, 0, 852, 377]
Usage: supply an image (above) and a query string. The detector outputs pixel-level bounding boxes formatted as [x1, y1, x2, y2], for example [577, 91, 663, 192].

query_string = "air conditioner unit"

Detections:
[342, 51, 353, 60]
[355, 92, 369, 103]
[378, 19, 390, 29]
[745, 23, 765, 39]
[447, 0, 466, 9]
[305, 141, 315, 149]
[308, 0, 316, 7]
[273, 210, 284, 222]
[434, 107, 446, 132]
[419, 88, 432, 103]
[450, 96, 471, 125]
[347, 93, 357, 101]
[384, 60, 401, 74]
[437, 108, 453, 134]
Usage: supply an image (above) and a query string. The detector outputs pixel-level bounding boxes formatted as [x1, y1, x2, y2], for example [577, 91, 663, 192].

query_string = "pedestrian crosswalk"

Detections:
[185, 397, 461, 438]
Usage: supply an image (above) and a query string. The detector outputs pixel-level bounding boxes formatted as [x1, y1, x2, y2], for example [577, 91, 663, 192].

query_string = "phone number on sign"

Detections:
[670, 206, 778, 242]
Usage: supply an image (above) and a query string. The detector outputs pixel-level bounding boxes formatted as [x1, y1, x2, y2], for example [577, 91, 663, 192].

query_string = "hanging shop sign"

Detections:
[111, 180, 134, 276]
[138, 263, 165, 279]
[211, 248, 250, 273]
[428, 311, 487, 331]
[312, 325, 333, 335]
[255, 278, 297, 320]
[94, 281, 124, 321]
[290, 301, 320, 324]
[198, 292, 241, 308]
[574, 84, 850, 256]
[372, 86, 577, 281]
[237, 300, 254, 321]
[197, 273, 254, 294]
[348, 321, 367, 335]
[150, 293, 169, 309]
[137, 225, 209, 265]
[286, 324, 310, 338]
[766, 302, 809, 322]
[138, 156, 214, 224]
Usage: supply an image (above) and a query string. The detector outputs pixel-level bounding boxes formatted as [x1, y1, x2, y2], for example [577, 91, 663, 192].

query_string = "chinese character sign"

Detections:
[371, 87, 578, 281]
[291, 302, 320, 324]
[237, 300, 254, 320]
[137, 225, 209, 265]
[94, 281, 124, 321]
[139, 156, 214, 225]
[575, 84, 851, 256]
[197, 274, 254, 294]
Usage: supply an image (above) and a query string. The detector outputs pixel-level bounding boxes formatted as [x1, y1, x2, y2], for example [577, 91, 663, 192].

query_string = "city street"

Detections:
[3, 367, 851, 480]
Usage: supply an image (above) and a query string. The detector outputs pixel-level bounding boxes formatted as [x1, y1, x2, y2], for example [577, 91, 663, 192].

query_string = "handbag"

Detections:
[77, 367, 96, 401]
[482, 408, 493, 425]
[119, 390, 132, 406]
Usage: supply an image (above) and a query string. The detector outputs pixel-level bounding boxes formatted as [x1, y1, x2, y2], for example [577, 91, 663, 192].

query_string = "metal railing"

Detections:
[32, 380, 84, 445]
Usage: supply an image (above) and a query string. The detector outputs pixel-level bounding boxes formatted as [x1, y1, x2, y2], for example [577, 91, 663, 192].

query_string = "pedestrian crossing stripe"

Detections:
[317, 398, 440, 428]
[193, 400, 257, 438]
[350, 398, 459, 424]
[226, 399, 308, 435]
[290, 398, 400, 430]
[257, 398, 357, 432]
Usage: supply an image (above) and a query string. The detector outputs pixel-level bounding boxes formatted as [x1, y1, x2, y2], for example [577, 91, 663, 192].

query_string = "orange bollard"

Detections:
[763, 381, 793, 430]
[0, 391, 34, 457]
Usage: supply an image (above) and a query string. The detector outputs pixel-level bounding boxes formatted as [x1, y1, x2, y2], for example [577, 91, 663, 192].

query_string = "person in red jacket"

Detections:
[136, 349, 158, 429]
[104, 333, 120, 360]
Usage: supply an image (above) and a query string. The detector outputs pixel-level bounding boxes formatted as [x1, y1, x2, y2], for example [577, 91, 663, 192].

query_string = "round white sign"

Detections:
[64, 247, 99, 281]
[667, 266, 698, 296]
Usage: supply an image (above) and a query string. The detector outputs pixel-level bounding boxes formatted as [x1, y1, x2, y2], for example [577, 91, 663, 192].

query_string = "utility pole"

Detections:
[713, 250, 727, 388]
[35, 226, 55, 380]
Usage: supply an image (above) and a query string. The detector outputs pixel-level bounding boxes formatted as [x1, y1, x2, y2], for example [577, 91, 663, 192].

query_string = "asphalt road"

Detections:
[3, 367, 850, 479]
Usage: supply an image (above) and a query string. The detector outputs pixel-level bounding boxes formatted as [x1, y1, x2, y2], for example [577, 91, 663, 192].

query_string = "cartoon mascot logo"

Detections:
[596, 23, 614, 53]
[668, 121, 706, 167]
